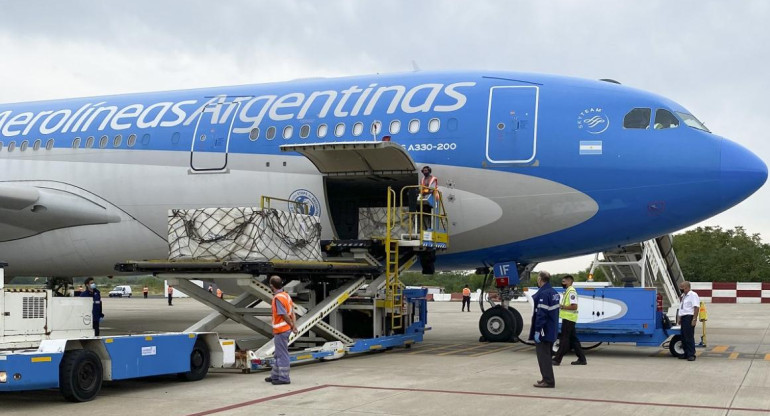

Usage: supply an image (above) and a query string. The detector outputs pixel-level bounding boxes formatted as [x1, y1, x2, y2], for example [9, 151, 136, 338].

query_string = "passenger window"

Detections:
[33, 139, 41, 151]
[8, 141, 16, 152]
[317, 124, 328, 138]
[266, 126, 276, 140]
[654, 109, 680, 130]
[389, 120, 401, 135]
[127, 134, 137, 147]
[408, 119, 420, 134]
[623, 108, 651, 129]
[371, 121, 382, 135]
[352, 122, 363, 136]
[171, 132, 180, 145]
[85, 136, 95, 148]
[283, 125, 293, 139]
[142, 134, 151, 145]
[428, 118, 440, 133]
[20, 140, 29, 152]
[299, 124, 310, 139]
[99, 135, 108, 148]
[249, 128, 259, 141]
[334, 123, 345, 137]
[113, 134, 123, 147]
[0, 141, 4, 151]
[73, 137, 82, 149]
[45, 139, 54, 150]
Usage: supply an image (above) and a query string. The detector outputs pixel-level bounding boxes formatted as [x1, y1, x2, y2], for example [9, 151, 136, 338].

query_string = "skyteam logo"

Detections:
[577, 108, 609, 134]
[288, 189, 321, 217]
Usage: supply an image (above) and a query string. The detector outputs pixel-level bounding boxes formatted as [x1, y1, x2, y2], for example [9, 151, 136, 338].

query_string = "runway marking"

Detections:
[436, 343, 492, 356]
[325, 384, 770, 413]
[188, 383, 770, 415]
[407, 343, 465, 354]
[468, 344, 523, 357]
[185, 385, 327, 416]
[711, 345, 729, 353]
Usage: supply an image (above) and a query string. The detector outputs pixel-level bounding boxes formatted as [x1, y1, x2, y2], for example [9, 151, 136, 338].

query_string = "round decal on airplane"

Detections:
[576, 108, 610, 134]
[288, 189, 321, 217]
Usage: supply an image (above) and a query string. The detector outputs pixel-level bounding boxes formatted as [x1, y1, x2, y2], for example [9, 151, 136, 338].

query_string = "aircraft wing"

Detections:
[0, 184, 121, 242]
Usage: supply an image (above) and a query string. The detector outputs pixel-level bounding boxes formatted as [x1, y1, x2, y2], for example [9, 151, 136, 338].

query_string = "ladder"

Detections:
[385, 188, 404, 331]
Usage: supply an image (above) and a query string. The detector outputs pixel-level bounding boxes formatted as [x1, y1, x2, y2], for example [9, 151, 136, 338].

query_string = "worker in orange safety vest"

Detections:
[462, 285, 472, 312]
[265, 275, 298, 385]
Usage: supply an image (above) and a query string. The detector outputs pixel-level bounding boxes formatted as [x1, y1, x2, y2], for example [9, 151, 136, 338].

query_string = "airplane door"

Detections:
[190, 101, 241, 171]
[485, 86, 539, 164]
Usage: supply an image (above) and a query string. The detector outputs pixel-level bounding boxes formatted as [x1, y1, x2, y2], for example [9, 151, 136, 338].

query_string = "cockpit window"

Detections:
[654, 109, 680, 129]
[675, 111, 710, 133]
[623, 108, 651, 129]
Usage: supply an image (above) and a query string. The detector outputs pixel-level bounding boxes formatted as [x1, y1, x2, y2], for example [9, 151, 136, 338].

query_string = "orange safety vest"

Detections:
[272, 291, 295, 334]
[462, 288, 471, 296]
[421, 175, 438, 194]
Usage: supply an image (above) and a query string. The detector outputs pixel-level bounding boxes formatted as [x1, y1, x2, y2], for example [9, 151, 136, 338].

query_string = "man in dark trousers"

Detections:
[677, 281, 700, 361]
[552, 275, 587, 366]
[265, 275, 298, 385]
[168, 284, 174, 306]
[461, 285, 471, 312]
[528, 271, 560, 388]
[80, 277, 104, 336]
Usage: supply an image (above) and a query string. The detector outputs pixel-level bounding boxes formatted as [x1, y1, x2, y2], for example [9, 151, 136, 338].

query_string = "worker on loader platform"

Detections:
[417, 166, 438, 230]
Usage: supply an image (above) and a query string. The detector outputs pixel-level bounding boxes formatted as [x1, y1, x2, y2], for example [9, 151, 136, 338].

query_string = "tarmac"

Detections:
[1, 298, 770, 415]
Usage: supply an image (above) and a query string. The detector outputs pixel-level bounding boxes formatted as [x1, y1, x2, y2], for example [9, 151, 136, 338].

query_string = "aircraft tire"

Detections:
[479, 306, 516, 342]
[59, 349, 103, 402]
[506, 306, 524, 339]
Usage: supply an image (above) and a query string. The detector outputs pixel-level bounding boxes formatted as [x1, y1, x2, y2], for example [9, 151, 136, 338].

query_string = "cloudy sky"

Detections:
[1, 1, 768, 273]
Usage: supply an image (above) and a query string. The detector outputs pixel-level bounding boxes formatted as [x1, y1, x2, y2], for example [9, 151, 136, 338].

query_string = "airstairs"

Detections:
[588, 235, 684, 318]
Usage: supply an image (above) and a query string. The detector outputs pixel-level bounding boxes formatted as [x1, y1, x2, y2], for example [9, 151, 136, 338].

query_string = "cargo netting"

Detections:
[358, 207, 408, 239]
[168, 207, 322, 261]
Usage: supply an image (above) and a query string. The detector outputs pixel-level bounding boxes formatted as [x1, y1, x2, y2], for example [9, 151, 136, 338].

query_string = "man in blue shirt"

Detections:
[80, 277, 104, 336]
[528, 271, 560, 388]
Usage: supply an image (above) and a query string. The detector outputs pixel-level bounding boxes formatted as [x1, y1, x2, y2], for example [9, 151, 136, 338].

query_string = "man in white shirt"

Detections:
[677, 281, 700, 361]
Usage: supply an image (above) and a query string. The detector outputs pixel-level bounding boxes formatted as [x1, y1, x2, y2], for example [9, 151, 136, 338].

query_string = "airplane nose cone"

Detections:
[720, 139, 768, 207]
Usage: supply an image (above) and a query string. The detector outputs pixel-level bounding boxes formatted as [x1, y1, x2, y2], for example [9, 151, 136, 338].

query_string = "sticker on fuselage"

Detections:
[577, 108, 610, 134]
[288, 189, 322, 217]
[579, 140, 603, 155]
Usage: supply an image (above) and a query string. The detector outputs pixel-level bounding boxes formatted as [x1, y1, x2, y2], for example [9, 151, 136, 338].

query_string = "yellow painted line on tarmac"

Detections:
[436, 343, 491, 356]
[728, 352, 739, 360]
[711, 345, 729, 353]
[765, 353, 770, 361]
[468, 345, 521, 357]
[408, 343, 465, 355]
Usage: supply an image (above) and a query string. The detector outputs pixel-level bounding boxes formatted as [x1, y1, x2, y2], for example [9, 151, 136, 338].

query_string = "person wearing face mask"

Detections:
[80, 277, 104, 336]
[552, 275, 587, 366]
[528, 270, 560, 388]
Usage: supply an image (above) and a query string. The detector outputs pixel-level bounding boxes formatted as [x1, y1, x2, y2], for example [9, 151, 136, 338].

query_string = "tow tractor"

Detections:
[478, 235, 691, 357]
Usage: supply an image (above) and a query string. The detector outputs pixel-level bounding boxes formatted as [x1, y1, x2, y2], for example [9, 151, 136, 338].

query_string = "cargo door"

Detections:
[485, 86, 539, 164]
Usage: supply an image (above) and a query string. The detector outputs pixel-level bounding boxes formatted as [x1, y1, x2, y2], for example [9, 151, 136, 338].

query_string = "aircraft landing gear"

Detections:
[477, 262, 535, 343]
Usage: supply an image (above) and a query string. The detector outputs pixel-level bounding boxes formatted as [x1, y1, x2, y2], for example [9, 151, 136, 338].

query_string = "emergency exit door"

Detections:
[485, 86, 539, 164]
[190, 101, 240, 171]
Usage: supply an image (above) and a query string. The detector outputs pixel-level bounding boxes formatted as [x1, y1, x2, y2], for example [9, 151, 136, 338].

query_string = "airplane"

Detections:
[0, 71, 766, 291]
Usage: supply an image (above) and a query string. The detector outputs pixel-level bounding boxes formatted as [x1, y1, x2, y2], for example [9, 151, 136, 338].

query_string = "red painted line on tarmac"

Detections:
[326, 384, 770, 413]
[186, 385, 329, 416]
